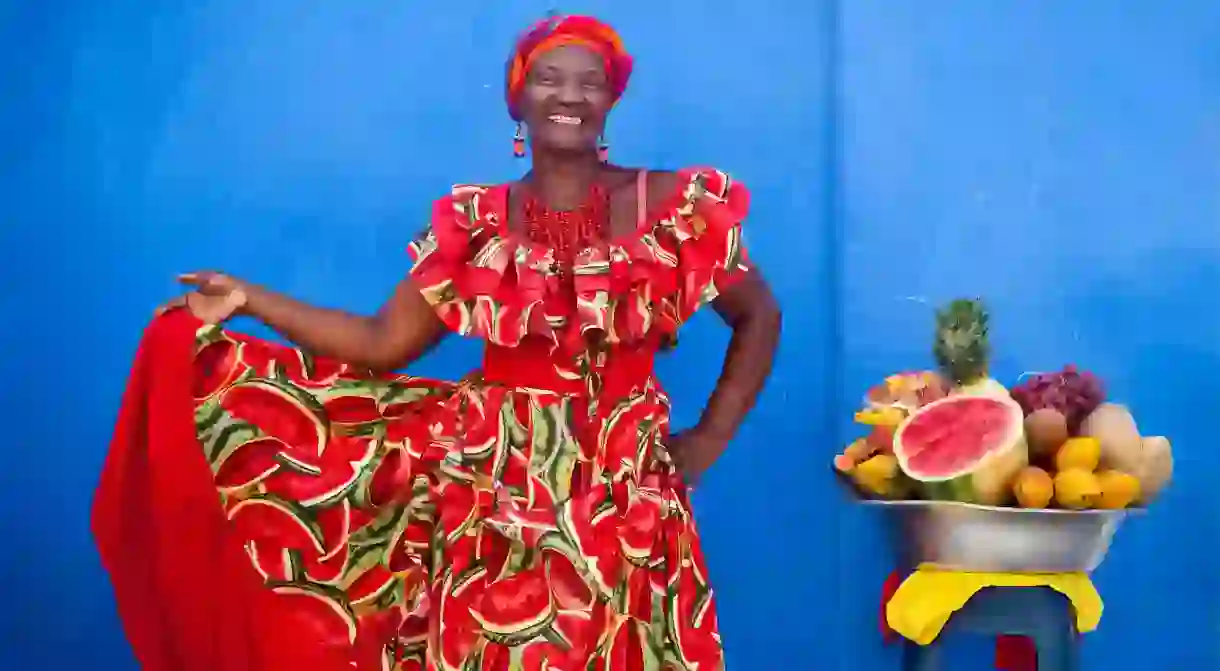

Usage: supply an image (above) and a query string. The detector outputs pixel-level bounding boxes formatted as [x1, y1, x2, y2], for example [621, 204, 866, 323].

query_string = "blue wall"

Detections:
[4, 1, 1215, 669]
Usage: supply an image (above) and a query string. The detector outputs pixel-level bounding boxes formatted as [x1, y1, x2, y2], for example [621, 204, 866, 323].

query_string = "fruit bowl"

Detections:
[833, 298, 1173, 572]
[863, 498, 1139, 573]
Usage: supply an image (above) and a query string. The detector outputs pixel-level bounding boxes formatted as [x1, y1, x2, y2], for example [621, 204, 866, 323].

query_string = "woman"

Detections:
[93, 15, 780, 671]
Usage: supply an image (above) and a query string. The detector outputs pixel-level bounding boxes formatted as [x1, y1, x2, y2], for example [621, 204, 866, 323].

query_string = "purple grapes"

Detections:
[1010, 365, 1106, 431]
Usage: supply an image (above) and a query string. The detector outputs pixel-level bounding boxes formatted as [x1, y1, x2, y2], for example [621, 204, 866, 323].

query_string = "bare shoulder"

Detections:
[641, 169, 738, 210]
[607, 167, 683, 210]
[643, 170, 683, 210]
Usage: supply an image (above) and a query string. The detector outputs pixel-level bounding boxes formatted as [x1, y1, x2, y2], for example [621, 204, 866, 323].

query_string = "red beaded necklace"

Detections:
[522, 183, 610, 279]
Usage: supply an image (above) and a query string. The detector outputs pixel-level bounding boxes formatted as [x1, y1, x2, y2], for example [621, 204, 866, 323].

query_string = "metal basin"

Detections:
[863, 499, 1138, 573]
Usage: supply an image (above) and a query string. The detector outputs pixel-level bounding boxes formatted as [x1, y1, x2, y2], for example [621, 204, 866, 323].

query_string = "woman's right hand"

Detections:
[156, 271, 250, 325]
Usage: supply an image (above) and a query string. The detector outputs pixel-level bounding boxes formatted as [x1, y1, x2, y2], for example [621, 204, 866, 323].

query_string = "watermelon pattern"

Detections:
[189, 168, 749, 669]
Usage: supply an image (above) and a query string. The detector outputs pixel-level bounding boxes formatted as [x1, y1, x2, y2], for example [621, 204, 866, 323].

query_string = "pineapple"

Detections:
[933, 298, 1008, 396]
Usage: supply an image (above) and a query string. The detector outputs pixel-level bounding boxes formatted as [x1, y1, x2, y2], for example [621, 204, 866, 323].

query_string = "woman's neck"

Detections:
[526, 149, 603, 211]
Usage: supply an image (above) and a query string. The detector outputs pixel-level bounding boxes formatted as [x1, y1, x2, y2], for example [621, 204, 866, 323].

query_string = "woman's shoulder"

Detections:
[603, 165, 745, 216]
[640, 166, 749, 225]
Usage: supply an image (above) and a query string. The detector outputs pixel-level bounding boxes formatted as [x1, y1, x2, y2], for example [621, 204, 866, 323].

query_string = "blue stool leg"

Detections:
[898, 586, 1080, 671]
[902, 639, 939, 671]
[1032, 591, 1079, 671]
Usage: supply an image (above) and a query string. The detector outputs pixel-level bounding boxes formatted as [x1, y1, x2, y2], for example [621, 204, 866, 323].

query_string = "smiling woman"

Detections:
[506, 15, 630, 163]
[93, 13, 781, 671]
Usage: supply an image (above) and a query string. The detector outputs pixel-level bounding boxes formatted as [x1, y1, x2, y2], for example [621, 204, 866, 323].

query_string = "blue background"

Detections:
[4, 1, 1216, 668]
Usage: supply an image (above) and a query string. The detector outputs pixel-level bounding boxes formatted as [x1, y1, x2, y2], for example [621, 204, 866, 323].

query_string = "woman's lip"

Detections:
[547, 114, 583, 125]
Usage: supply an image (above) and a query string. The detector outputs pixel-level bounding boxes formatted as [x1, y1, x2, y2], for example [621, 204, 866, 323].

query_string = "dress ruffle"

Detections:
[407, 168, 751, 349]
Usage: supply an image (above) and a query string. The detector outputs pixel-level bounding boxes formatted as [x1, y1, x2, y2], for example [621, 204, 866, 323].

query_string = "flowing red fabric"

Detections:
[505, 15, 633, 120]
[880, 570, 1037, 671]
[91, 309, 351, 671]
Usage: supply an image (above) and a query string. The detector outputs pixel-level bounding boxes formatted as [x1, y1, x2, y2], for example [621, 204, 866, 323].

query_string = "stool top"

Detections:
[884, 567, 1101, 645]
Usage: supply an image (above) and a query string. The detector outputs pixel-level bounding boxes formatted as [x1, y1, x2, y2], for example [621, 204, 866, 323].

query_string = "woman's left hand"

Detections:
[156, 271, 250, 325]
[667, 426, 731, 487]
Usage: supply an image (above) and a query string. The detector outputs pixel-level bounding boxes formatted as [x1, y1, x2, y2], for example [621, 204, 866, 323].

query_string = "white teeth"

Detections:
[548, 115, 582, 125]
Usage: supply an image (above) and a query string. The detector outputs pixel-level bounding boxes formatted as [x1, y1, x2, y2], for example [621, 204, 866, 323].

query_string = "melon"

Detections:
[892, 394, 1028, 505]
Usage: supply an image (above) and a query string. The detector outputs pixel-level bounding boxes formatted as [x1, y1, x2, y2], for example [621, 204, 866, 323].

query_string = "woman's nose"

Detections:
[556, 81, 585, 104]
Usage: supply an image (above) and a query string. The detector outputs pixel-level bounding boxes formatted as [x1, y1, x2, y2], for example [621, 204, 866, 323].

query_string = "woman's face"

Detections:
[518, 45, 613, 154]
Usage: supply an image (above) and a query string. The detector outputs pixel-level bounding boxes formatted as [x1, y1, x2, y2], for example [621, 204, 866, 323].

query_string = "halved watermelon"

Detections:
[892, 394, 1028, 505]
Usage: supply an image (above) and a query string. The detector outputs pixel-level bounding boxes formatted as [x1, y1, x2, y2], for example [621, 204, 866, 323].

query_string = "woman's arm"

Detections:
[697, 271, 783, 440]
[241, 277, 446, 372]
[667, 269, 781, 480]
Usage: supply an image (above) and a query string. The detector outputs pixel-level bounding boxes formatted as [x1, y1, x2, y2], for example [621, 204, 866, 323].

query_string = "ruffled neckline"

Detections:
[408, 166, 750, 351]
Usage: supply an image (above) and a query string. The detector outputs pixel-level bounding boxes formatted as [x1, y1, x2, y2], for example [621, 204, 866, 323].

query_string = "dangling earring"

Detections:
[512, 122, 526, 158]
[597, 133, 609, 163]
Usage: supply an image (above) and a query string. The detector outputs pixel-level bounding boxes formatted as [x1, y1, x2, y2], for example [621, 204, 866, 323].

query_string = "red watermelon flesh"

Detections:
[899, 397, 1014, 477]
[893, 395, 1028, 504]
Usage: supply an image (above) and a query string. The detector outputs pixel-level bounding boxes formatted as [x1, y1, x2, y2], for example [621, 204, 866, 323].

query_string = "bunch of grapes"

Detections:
[1010, 365, 1106, 431]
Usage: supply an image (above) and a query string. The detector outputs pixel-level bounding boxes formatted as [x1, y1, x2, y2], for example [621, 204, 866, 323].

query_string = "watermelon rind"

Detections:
[893, 394, 1028, 506]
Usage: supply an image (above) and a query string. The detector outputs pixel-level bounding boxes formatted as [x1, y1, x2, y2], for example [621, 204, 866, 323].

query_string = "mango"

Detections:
[842, 438, 876, 465]
[851, 454, 900, 497]
[1053, 468, 1102, 509]
[1095, 470, 1141, 509]
[1012, 466, 1054, 508]
[1055, 437, 1101, 472]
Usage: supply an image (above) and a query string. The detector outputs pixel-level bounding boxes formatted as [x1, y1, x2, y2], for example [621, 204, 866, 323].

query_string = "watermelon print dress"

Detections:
[93, 167, 750, 671]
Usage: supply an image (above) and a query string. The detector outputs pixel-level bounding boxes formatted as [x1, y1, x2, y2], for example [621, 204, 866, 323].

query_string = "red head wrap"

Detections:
[505, 15, 634, 121]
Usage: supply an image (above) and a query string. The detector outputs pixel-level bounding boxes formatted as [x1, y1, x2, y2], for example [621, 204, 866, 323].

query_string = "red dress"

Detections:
[92, 167, 750, 671]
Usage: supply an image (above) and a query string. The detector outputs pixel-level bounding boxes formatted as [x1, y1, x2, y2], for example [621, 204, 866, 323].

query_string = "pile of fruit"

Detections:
[834, 298, 1173, 510]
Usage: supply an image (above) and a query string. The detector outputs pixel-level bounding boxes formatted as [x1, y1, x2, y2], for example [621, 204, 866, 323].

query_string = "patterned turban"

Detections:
[505, 15, 633, 121]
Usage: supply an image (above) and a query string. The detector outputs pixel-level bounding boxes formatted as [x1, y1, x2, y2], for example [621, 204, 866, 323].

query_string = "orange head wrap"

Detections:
[505, 15, 633, 121]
